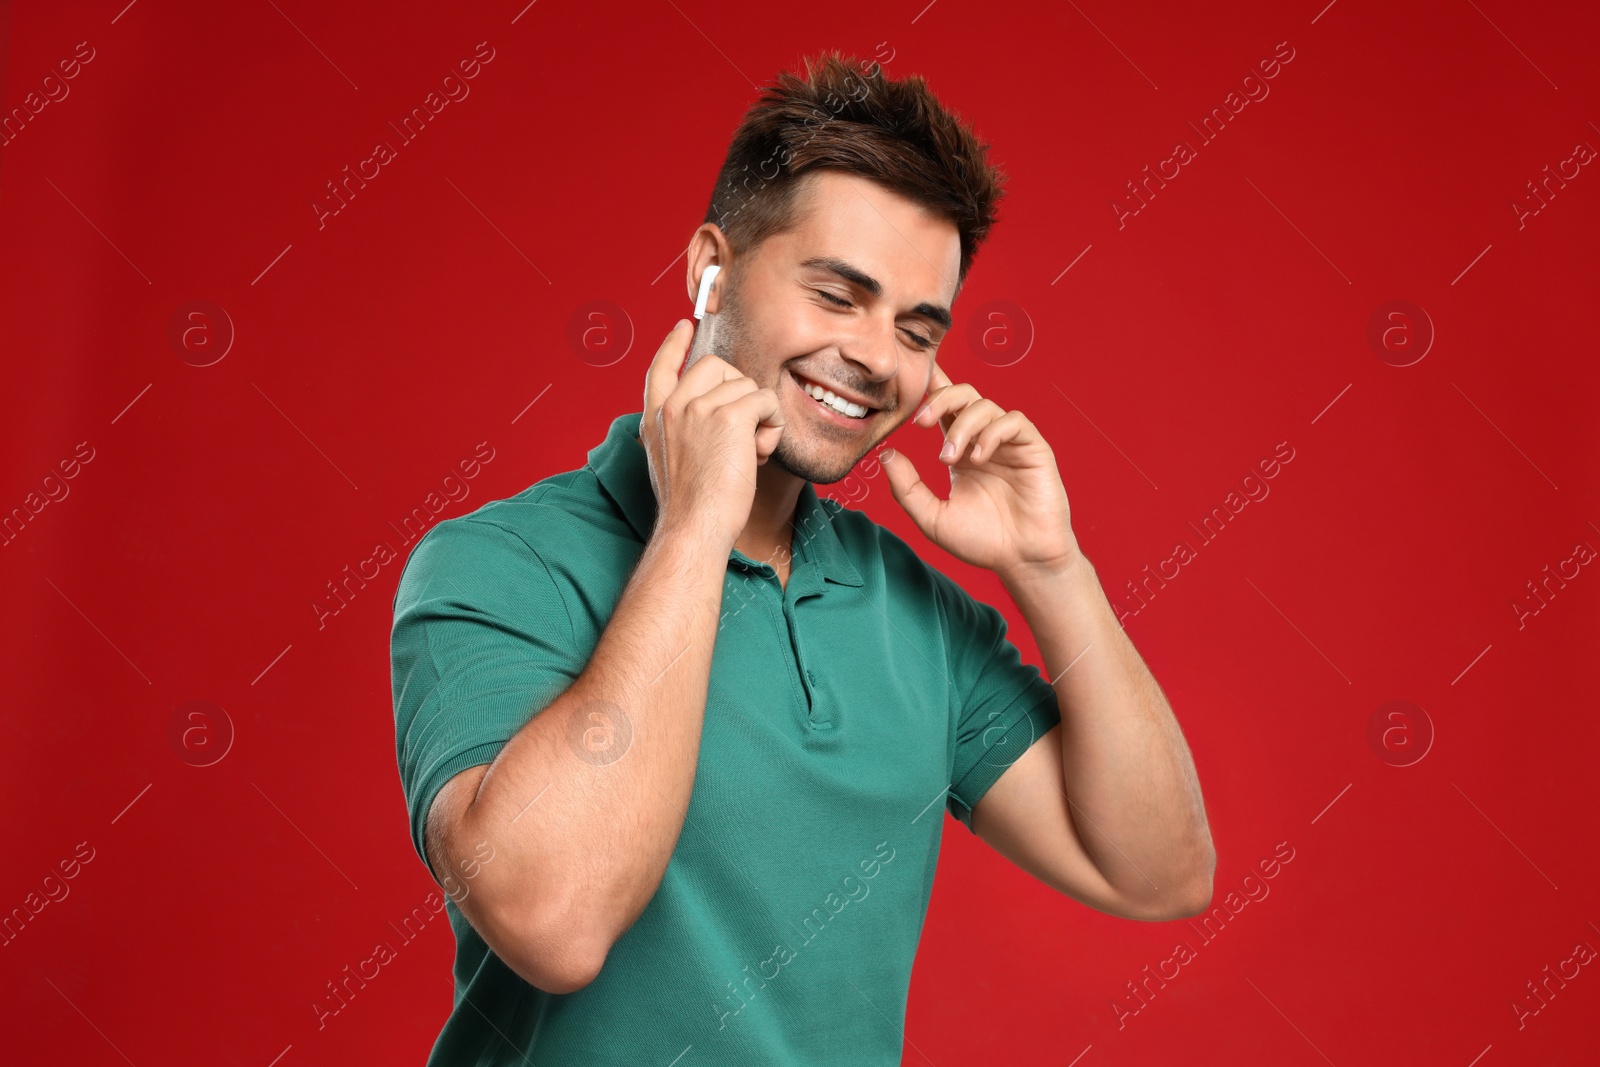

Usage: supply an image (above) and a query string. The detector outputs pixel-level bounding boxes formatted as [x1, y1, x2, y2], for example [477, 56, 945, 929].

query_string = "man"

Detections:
[391, 51, 1214, 1064]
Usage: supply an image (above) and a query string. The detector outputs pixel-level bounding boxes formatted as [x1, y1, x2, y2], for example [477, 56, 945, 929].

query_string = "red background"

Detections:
[3, 0, 1598, 1063]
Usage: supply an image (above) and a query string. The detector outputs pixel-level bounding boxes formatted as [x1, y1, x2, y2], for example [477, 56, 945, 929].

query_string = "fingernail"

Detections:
[880, 448, 895, 462]
[939, 441, 956, 460]
[914, 404, 929, 421]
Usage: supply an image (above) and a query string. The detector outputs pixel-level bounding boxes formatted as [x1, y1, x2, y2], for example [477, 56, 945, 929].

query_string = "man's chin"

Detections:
[768, 439, 869, 485]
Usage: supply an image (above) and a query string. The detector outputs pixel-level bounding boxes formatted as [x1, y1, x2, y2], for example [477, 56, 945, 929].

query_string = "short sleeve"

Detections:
[934, 569, 1062, 833]
[390, 516, 584, 871]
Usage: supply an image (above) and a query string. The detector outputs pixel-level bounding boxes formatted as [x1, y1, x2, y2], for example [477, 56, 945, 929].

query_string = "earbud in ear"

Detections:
[694, 265, 721, 320]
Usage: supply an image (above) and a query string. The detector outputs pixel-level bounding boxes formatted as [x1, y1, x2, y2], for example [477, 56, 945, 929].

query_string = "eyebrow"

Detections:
[799, 256, 952, 331]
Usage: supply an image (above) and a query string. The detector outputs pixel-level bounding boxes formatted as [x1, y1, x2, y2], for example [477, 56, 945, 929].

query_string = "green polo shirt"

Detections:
[390, 411, 1061, 1065]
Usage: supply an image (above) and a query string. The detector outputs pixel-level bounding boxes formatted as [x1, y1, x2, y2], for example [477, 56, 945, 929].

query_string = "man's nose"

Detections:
[841, 316, 901, 389]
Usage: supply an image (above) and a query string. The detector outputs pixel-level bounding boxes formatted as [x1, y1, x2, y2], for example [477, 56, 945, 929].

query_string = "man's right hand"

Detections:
[641, 320, 784, 550]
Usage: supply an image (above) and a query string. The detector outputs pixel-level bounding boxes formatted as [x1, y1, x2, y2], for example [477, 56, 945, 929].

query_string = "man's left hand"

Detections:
[881, 363, 1082, 581]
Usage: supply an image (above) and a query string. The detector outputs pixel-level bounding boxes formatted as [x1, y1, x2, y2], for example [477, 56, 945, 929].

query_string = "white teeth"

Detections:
[800, 379, 869, 419]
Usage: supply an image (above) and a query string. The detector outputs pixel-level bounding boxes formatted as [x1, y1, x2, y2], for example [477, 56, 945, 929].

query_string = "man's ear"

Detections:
[686, 225, 732, 314]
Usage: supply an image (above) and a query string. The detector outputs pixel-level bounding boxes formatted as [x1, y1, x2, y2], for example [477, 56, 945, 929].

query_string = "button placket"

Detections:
[728, 552, 810, 724]
[784, 575, 833, 730]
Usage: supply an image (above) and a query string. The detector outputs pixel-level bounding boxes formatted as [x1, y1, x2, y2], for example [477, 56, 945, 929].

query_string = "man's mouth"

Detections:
[790, 370, 878, 422]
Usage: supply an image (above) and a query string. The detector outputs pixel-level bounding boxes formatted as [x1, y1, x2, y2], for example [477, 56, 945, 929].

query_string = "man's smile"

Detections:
[788, 369, 883, 428]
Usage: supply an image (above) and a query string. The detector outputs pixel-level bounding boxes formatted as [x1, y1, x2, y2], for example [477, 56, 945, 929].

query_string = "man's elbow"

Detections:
[1163, 880, 1214, 920]
[506, 944, 604, 995]
[479, 894, 611, 994]
[1160, 850, 1217, 920]
[1119, 848, 1214, 922]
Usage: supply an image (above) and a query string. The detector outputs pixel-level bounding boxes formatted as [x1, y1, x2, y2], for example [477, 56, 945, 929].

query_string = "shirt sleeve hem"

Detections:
[410, 738, 514, 871]
[947, 685, 1060, 834]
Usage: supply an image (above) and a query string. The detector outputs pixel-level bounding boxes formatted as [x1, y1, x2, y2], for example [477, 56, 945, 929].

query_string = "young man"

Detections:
[391, 51, 1214, 1065]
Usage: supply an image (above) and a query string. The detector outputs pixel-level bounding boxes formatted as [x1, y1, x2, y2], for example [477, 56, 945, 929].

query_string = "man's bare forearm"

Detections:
[1001, 554, 1214, 912]
[455, 522, 727, 974]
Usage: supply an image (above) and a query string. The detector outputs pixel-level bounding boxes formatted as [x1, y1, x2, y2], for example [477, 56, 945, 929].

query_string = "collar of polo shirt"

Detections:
[587, 412, 864, 590]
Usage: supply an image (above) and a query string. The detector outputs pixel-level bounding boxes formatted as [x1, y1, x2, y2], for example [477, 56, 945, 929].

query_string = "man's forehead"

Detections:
[783, 173, 958, 276]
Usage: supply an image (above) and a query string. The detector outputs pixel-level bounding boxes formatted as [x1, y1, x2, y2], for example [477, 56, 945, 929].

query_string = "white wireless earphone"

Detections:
[686, 264, 721, 367]
[693, 264, 720, 320]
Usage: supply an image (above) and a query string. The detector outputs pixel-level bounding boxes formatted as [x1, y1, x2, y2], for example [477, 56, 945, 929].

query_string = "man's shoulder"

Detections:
[426, 468, 595, 545]
[464, 466, 608, 537]
[393, 464, 623, 599]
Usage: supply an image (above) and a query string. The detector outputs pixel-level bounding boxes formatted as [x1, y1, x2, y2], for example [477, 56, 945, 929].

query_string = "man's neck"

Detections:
[733, 462, 805, 567]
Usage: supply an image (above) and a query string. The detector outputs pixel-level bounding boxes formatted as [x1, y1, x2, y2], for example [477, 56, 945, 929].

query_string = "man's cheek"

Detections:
[915, 367, 934, 415]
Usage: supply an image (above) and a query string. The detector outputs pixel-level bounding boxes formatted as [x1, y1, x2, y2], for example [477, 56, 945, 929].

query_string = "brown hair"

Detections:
[703, 51, 1006, 292]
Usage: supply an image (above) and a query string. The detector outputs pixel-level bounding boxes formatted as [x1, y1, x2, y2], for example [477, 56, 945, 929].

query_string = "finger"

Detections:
[721, 386, 785, 461]
[644, 320, 695, 423]
[751, 384, 786, 454]
[680, 350, 746, 389]
[939, 397, 1005, 464]
[669, 377, 758, 471]
[664, 353, 751, 430]
[755, 414, 784, 463]
[755, 429, 781, 464]
[673, 352, 748, 413]
[915, 381, 980, 433]
[699, 370, 783, 434]
[667, 380, 770, 487]
[683, 375, 760, 419]
[914, 364, 956, 425]
[730, 384, 783, 433]
[878, 448, 942, 538]
[969, 410, 1030, 464]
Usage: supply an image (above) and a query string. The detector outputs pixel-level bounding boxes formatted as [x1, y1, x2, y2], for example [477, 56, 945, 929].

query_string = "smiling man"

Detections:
[391, 51, 1214, 1066]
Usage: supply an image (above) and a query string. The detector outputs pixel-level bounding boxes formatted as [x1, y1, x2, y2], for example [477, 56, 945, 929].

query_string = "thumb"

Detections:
[879, 448, 942, 539]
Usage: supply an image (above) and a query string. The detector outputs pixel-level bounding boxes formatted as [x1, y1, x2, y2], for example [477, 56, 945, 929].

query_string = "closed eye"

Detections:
[813, 288, 935, 349]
